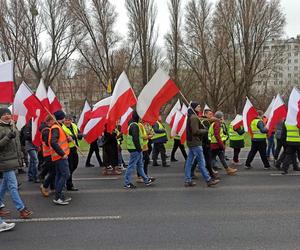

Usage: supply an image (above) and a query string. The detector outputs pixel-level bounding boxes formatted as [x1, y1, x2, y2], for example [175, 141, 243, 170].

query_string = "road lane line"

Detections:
[73, 177, 120, 181]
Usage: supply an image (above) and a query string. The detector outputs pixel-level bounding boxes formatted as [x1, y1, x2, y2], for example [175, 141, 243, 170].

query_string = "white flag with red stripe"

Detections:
[166, 99, 181, 128]
[77, 100, 91, 132]
[230, 114, 243, 130]
[242, 97, 258, 135]
[171, 104, 188, 141]
[179, 115, 187, 144]
[137, 68, 179, 125]
[47, 86, 62, 113]
[8, 105, 26, 130]
[0, 60, 14, 103]
[266, 94, 287, 136]
[264, 96, 275, 120]
[106, 72, 137, 132]
[120, 107, 133, 134]
[83, 97, 111, 144]
[286, 87, 300, 127]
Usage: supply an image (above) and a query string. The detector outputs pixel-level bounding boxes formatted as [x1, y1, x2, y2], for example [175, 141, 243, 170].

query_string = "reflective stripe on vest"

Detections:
[208, 122, 227, 143]
[251, 119, 266, 139]
[138, 123, 148, 148]
[127, 122, 143, 150]
[50, 124, 70, 161]
[152, 121, 167, 140]
[228, 125, 244, 141]
[41, 127, 52, 157]
[62, 123, 80, 148]
[285, 123, 300, 142]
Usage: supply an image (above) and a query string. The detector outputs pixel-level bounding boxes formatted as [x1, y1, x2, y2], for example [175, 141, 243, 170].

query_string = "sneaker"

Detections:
[118, 165, 126, 171]
[40, 184, 49, 197]
[136, 177, 144, 183]
[0, 208, 10, 217]
[145, 178, 156, 186]
[67, 187, 79, 191]
[19, 208, 33, 219]
[281, 169, 288, 175]
[184, 181, 196, 187]
[207, 179, 220, 187]
[123, 183, 136, 189]
[64, 197, 72, 202]
[171, 158, 178, 162]
[244, 165, 252, 170]
[53, 198, 69, 205]
[0, 222, 15, 232]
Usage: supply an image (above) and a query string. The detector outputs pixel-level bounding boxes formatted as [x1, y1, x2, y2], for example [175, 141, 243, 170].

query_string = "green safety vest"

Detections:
[115, 128, 122, 145]
[285, 123, 300, 142]
[152, 121, 167, 140]
[138, 122, 149, 148]
[62, 123, 80, 148]
[208, 122, 228, 143]
[126, 122, 143, 150]
[174, 135, 180, 140]
[229, 125, 244, 141]
[251, 119, 266, 139]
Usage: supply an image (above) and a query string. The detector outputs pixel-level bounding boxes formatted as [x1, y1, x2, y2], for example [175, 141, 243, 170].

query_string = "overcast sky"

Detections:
[111, 0, 300, 46]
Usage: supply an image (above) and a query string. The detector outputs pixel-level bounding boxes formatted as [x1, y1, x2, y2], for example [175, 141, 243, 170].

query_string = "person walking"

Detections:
[228, 122, 245, 166]
[170, 134, 187, 162]
[0, 108, 33, 218]
[85, 139, 103, 167]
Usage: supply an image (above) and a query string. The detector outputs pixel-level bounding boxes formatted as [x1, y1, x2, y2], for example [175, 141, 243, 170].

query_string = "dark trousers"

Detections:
[233, 148, 241, 163]
[171, 138, 187, 160]
[86, 140, 103, 166]
[152, 142, 167, 165]
[147, 140, 153, 156]
[137, 151, 150, 177]
[55, 159, 70, 200]
[245, 140, 270, 168]
[43, 160, 56, 190]
[191, 145, 214, 177]
[211, 149, 228, 169]
[274, 140, 284, 160]
[66, 147, 79, 189]
[282, 145, 300, 171]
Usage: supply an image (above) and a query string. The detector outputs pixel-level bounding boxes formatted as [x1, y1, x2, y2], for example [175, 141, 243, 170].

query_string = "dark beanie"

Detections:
[0, 108, 11, 117]
[54, 110, 65, 120]
[131, 110, 140, 123]
[190, 102, 200, 111]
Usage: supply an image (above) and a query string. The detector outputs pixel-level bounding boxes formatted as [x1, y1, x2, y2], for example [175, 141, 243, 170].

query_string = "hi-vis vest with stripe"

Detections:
[229, 125, 244, 141]
[208, 122, 228, 143]
[250, 118, 266, 139]
[285, 123, 300, 143]
[49, 124, 70, 161]
[152, 121, 167, 140]
[126, 122, 143, 150]
[138, 122, 149, 150]
[41, 127, 51, 157]
[62, 123, 80, 148]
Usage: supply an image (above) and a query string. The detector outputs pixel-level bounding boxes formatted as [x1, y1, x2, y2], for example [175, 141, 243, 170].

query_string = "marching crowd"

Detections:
[0, 100, 299, 233]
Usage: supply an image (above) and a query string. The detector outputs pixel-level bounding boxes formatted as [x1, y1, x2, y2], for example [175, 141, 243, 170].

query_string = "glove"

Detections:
[7, 130, 16, 139]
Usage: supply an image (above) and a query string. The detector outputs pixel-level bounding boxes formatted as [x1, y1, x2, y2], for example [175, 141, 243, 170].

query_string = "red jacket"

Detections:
[210, 121, 225, 150]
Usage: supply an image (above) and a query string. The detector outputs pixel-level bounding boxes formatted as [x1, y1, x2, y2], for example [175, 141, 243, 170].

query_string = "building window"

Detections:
[294, 59, 298, 63]
[288, 73, 292, 78]
[294, 66, 298, 71]
[288, 59, 291, 64]
[295, 52, 298, 56]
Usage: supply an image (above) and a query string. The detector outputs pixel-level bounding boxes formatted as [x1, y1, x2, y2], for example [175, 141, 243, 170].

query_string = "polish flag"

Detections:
[47, 86, 62, 113]
[8, 105, 18, 122]
[266, 94, 287, 136]
[230, 114, 243, 130]
[0, 60, 14, 103]
[83, 97, 111, 144]
[286, 87, 300, 127]
[106, 72, 137, 132]
[171, 104, 188, 137]
[120, 107, 133, 134]
[8, 105, 26, 130]
[77, 100, 92, 133]
[166, 99, 181, 128]
[137, 68, 179, 125]
[36, 79, 50, 109]
[263, 96, 275, 120]
[242, 97, 258, 135]
[179, 115, 187, 144]
[13, 82, 44, 123]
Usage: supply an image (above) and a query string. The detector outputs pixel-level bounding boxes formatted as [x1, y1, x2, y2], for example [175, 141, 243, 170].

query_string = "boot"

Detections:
[226, 167, 237, 175]
[102, 166, 113, 175]
[111, 167, 122, 175]
[19, 208, 33, 219]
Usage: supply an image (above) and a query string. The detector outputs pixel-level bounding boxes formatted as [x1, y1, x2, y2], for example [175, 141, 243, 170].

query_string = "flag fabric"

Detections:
[179, 115, 187, 144]
[13, 82, 44, 123]
[266, 94, 287, 136]
[286, 87, 300, 127]
[203, 103, 211, 112]
[106, 72, 137, 132]
[242, 97, 258, 135]
[230, 114, 243, 130]
[166, 99, 181, 128]
[47, 86, 62, 113]
[136, 68, 179, 125]
[0, 60, 14, 103]
[83, 97, 111, 144]
[171, 104, 188, 139]
[264, 97, 275, 120]
[120, 107, 133, 134]
[36, 79, 50, 109]
[77, 100, 92, 133]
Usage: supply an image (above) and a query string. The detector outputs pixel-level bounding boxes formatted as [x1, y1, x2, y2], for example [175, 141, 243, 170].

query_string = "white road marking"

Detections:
[6, 215, 121, 223]
[270, 173, 300, 176]
[73, 177, 120, 181]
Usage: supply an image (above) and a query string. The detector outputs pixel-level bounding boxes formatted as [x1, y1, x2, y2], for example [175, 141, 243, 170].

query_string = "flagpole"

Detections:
[179, 90, 202, 120]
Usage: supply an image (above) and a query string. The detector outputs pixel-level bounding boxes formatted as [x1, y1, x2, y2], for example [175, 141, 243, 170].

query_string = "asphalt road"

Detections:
[1, 149, 300, 250]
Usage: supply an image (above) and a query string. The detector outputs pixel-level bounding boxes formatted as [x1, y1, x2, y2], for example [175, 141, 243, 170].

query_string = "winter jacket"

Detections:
[186, 113, 207, 148]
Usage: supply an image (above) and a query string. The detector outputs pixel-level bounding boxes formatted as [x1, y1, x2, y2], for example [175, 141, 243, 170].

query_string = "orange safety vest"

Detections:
[41, 127, 52, 157]
[49, 124, 70, 161]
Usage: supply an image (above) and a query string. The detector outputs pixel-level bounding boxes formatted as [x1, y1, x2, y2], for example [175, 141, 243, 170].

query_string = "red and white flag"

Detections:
[47, 86, 62, 113]
[179, 115, 187, 144]
[286, 87, 300, 127]
[8, 105, 26, 130]
[83, 97, 111, 144]
[120, 107, 133, 134]
[137, 68, 179, 125]
[242, 97, 258, 135]
[230, 114, 243, 130]
[13, 82, 44, 123]
[266, 94, 287, 136]
[77, 100, 91, 133]
[0, 60, 14, 103]
[166, 99, 181, 128]
[171, 104, 188, 140]
[106, 72, 137, 132]
[263, 96, 275, 120]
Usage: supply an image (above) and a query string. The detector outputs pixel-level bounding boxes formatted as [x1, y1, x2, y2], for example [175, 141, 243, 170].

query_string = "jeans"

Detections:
[267, 135, 275, 158]
[124, 151, 149, 185]
[0, 170, 25, 211]
[28, 149, 39, 181]
[55, 159, 70, 200]
[185, 146, 211, 183]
